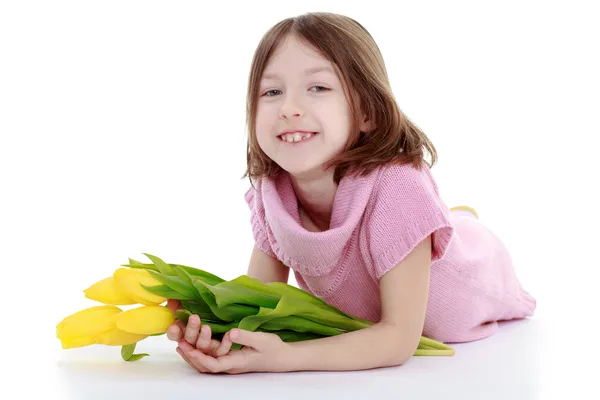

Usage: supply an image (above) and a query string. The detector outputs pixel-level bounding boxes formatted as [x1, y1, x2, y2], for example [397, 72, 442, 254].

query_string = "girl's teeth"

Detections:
[282, 132, 314, 142]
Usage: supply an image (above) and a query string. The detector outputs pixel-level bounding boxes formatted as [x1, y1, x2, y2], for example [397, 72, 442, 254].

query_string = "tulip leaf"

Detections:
[141, 284, 189, 300]
[261, 315, 342, 336]
[127, 353, 150, 361]
[174, 264, 225, 285]
[172, 265, 193, 283]
[266, 281, 371, 324]
[147, 270, 200, 300]
[123, 257, 225, 285]
[231, 275, 286, 297]
[196, 278, 280, 309]
[143, 253, 176, 275]
[239, 296, 369, 332]
[175, 309, 192, 323]
[180, 300, 222, 322]
[191, 279, 258, 322]
[265, 329, 328, 342]
[120, 343, 149, 362]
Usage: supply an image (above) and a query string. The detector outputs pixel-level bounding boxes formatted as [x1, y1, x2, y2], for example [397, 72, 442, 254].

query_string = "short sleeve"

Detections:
[244, 185, 277, 258]
[367, 163, 454, 280]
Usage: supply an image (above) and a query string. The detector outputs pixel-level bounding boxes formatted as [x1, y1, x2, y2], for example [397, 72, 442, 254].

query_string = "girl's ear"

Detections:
[360, 114, 375, 133]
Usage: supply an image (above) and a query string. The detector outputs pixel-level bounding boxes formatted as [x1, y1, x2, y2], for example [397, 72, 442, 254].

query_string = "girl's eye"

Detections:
[310, 86, 329, 92]
[263, 89, 281, 97]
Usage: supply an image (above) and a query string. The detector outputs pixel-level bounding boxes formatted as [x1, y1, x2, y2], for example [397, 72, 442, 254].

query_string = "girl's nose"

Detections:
[279, 98, 304, 119]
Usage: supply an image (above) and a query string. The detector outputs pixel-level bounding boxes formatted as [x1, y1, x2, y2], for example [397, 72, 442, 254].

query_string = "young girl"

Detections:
[166, 11, 536, 374]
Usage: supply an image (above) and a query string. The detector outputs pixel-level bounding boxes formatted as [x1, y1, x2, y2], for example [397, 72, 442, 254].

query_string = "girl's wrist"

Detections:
[275, 341, 301, 372]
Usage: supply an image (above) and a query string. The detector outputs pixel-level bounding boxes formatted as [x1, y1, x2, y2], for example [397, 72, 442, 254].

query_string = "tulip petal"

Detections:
[115, 305, 174, 335]
[113, 268, 167, 305]
[94, 328, 148, 346]
[84, 276, 137, 305]
[56, 305, 122, 341]
[60, 336, 96, 349]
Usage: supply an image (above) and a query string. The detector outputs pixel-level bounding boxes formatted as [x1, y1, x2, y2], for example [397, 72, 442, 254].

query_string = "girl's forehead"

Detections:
[262, 36, 332, 77]
[261, 64, 336, 82]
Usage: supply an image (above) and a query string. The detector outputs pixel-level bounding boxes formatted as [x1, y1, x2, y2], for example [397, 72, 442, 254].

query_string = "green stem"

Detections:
[414, 348, 455, 356]
[419, 336, 454, 351]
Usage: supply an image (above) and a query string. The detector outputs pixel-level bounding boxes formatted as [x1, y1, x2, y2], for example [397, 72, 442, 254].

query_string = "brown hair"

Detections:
[244, 12, 437, 184]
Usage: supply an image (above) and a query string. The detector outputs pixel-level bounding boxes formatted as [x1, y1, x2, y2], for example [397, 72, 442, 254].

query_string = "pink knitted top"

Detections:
[245, 162, 536, 343]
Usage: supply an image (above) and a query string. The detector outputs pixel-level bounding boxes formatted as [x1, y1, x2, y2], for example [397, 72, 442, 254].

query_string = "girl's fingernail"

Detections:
[230, 330, 239, 340]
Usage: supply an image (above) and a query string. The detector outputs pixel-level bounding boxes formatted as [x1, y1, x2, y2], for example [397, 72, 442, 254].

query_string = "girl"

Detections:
[166, 11, 536, 374]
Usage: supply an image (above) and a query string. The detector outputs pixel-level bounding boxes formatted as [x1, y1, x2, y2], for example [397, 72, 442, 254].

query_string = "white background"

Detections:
[1, 1, 598, 399]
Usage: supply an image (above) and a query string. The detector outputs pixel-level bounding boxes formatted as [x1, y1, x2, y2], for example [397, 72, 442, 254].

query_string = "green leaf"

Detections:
[180, 300, 221, 322]
[122, 258, 159, 272]
[120, 343, 149, 362]
[122, 257, 225, 285]
[140, 284, 189, 300]
[197, 278, 280, 309]
[267, 281, 371, 324]
[238, 296, 369, 333]
[261, 315, 342, 336]
[175, 309, 192, 323]
[202, 321, 239, 334]
[127, 353, 150, 361]
[230, 275, 285, 297]
[265, 329, 327, 342]
[191, 279, 258, 322]
[143, 253, 175, 275]
[172, 264, 194, 284]
[171, 264, 225, 285]
[174, 309, 237, 334]
[147, 270, 199, 300]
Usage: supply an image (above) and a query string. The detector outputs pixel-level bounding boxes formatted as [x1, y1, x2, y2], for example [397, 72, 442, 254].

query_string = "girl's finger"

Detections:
[166, 324, 182, 342]
[167, 299, 181, 314]
[176, 346, 210, 373]
[214, 331, 233, 357]
[184, 315, 201, 344]
[196, 324, 212, 352]
[209, 339, 221, 354]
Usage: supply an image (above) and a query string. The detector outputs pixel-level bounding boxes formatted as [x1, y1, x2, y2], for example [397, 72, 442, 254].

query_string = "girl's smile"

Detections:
[278, 131, 319, 143]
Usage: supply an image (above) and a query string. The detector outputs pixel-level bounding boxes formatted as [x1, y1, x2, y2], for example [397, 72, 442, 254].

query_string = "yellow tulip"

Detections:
[113, 268, 167, 305]
[115, 305, 174, 335]
[94, 327, 148, 346]
[83, 276, 137, 305]
[56, 305, 148, 349]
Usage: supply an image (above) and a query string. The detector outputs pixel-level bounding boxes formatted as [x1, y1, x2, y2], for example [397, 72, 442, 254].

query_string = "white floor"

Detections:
[26, 317, 548, 400]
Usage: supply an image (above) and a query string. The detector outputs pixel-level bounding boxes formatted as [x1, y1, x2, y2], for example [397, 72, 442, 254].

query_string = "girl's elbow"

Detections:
[389, 333, 420, 366]
[378, 322, 420, 366]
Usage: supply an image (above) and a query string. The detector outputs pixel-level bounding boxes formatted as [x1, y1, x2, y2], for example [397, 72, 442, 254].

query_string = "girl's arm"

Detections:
[284, 235, 432, 372]
[246, 247, 290, 284]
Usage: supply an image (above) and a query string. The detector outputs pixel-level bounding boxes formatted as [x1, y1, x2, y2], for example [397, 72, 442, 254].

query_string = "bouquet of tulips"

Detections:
[56, 254, 455, 361]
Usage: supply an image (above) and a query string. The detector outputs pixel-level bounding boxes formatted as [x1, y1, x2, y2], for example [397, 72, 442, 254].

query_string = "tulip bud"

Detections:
[115, 305, 174, 335]
[56, 305, 149, 349]
[113, 268, 167, 305]
[84, 276, 137, 305]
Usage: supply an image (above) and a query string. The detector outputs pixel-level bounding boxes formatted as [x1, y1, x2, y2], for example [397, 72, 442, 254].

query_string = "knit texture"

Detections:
[245, 162, 536, 343]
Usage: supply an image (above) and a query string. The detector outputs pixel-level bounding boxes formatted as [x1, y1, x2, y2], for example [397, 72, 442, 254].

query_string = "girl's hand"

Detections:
[177, 329, 291, 374]
[165, 300, 234, 372]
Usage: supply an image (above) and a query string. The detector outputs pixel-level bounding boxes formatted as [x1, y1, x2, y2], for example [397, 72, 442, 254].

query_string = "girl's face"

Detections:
[255, 35, 353, 181]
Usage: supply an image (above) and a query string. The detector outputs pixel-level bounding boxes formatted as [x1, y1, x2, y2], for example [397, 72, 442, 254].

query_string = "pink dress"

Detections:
[245, 162, 536, 343]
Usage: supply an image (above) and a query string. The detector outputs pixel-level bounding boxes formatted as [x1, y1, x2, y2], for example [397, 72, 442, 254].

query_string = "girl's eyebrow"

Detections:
[262, 66, 335, 81]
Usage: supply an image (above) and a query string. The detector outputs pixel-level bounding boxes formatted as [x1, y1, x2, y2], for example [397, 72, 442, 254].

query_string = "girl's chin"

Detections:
[277, 163, 332, 180]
